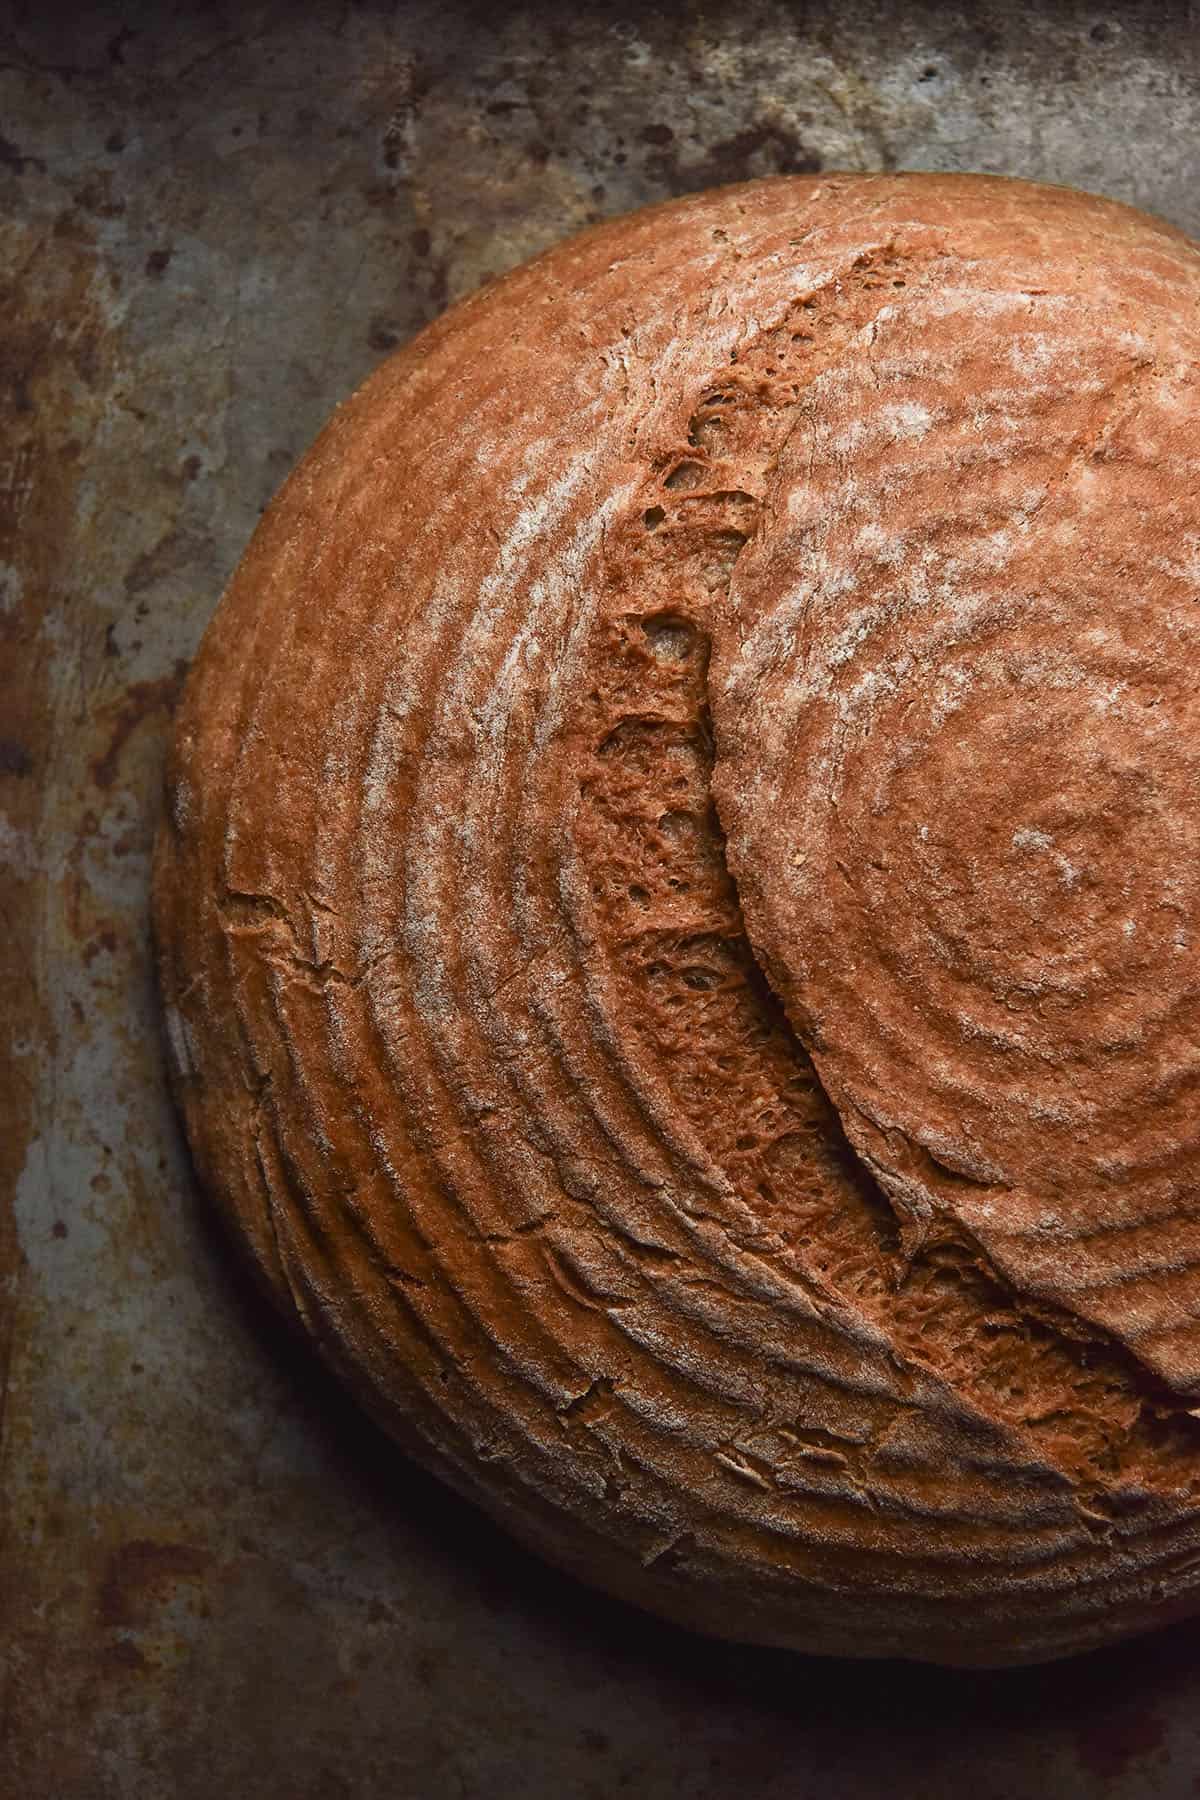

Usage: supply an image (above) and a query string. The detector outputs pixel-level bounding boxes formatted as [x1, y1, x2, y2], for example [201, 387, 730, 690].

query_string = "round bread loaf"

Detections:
[154, 173, 1200, 1666]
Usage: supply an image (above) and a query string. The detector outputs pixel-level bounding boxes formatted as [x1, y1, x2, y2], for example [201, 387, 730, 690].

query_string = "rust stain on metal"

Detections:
[88, 663, 188, 792]
[97, 1539, 213, 1630]
[0, 208, 112, 1515]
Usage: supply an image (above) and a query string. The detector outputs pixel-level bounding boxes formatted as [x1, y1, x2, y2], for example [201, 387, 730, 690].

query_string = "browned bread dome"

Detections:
[153, 173, 1200, 1666]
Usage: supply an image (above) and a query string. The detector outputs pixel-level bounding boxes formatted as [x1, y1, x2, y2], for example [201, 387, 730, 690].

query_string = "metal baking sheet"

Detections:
[5, 3, 1200, 1793]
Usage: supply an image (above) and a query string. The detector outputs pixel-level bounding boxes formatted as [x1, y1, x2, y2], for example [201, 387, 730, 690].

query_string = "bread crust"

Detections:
[154, 174, 1200, 1665]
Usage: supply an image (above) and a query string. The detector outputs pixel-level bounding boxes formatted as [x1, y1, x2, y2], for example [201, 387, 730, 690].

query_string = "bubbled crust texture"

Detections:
[155, 174, 1200, 1667]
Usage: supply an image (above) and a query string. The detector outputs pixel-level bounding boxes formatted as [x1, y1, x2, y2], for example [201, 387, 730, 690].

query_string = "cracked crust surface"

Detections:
[154, 173, 1200, 1666]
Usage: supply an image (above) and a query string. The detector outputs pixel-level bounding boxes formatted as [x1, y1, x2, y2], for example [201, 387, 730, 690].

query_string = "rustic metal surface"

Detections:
[5, 2, 1200, 1794]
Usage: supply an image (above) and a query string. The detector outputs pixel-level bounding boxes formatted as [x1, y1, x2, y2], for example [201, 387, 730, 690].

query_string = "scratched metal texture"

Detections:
[4, 2, 1200, 1795]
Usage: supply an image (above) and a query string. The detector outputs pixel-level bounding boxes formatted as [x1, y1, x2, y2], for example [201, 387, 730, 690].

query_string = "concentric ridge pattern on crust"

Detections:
[154, 174, 1200, 1666]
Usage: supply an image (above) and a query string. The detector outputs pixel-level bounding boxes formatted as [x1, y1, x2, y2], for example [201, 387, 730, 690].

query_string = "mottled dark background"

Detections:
[4, 2, 1200, 1795]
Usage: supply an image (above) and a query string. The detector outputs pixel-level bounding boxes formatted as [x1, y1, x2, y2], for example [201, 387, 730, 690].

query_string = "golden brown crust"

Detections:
[154, 173, 1200, 1666]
